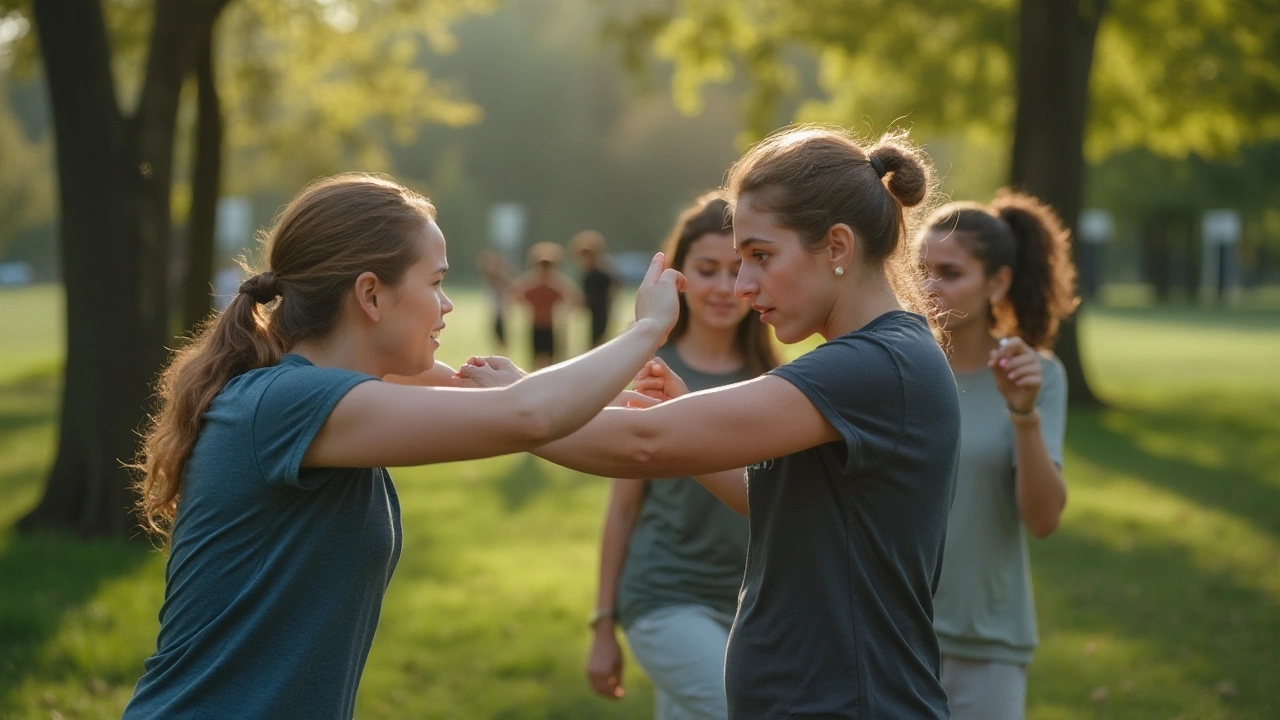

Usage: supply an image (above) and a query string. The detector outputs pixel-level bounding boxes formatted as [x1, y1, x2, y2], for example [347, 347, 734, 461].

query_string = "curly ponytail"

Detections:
[922, 190, 1079, 349]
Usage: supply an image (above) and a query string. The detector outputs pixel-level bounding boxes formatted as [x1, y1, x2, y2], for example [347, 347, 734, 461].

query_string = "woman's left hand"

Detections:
[455, 355, 527, 388]
[989, 336, 1042, 414]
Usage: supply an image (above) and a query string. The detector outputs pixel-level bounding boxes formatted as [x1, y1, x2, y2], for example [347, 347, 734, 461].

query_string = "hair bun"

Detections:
[869, 133, 931, 209]
[238, 271, 281, 304]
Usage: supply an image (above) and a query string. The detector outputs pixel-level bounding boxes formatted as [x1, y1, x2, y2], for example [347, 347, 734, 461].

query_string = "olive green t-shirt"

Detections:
[615, 344, 753, 628]
[932, 353, 1067, 665]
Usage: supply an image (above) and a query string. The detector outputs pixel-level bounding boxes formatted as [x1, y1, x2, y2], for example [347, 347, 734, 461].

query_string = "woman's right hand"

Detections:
[632, 357, 688, 402]
[632, 252, 685, 338]
[586, 629, 625, 699]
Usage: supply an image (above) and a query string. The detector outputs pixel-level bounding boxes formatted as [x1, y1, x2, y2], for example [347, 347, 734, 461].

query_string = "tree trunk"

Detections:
[20, 0, 230, 538]
[182, 24, 224, 331]
[1010, 0, 1106, 407]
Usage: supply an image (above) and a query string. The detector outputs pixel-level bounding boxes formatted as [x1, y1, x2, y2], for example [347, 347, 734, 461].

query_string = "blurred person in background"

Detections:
[571, 229, 620, 348]
[919, 190, 1078, 720]
[477, 248, 513, 352]
[511, 241, 582, 369]
[585, 192, 778, 719]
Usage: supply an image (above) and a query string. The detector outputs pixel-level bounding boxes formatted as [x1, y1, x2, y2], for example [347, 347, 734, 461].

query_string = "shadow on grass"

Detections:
[1068, 400, 1280, 536]
[1031, 524, 1279, 718]
[0, 530, 155, 699]
[491, 453, 553, 512]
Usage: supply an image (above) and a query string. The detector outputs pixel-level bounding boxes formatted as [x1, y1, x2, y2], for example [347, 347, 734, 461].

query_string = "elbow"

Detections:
[510, 397, 558, 448]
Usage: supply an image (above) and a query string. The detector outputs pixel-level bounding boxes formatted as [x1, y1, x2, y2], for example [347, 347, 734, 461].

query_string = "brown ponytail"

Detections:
[134, 174, 436, 545]
[923, 190, 1079, 349]
[725, 126, 941, 337]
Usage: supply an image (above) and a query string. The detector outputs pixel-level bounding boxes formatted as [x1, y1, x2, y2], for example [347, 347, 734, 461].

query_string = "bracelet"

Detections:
[588, 608, 615, 629]
[1007, 406, 1040, 425]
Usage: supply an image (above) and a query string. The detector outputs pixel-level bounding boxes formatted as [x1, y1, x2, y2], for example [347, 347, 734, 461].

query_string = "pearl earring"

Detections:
[834, 266, 844, 277]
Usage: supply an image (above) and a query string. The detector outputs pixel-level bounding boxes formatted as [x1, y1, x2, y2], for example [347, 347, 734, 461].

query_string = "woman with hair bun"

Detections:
[484, 126, 961, 719]
[123, 173, 684, 719]
[919, 190, 1079, 720]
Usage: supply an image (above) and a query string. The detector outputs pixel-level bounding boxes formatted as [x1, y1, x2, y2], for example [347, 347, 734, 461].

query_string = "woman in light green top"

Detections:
[584, 192, 778, 718]
[919, 191, 1079, 720]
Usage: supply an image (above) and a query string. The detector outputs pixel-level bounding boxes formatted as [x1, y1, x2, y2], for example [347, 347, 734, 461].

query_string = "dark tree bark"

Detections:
[1010, 0, 1106, 406]
[20, 0, 230, 538]
[182, 23, 224, 331]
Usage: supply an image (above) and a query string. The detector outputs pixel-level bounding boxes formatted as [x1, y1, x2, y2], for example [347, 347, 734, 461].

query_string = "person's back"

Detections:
[125, 356, 394, 719]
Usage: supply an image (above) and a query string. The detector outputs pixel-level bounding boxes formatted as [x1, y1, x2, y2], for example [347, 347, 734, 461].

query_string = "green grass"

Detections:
[1, 282, 1277, 719]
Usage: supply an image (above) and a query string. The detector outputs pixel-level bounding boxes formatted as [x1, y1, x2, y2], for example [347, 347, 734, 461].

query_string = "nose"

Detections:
[441, 290, 455, 315]
[714, 269, 736, 294]
[734, 270, 757, 300]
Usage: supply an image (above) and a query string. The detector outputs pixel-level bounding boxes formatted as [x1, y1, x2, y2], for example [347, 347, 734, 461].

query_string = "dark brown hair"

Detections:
[661, 191, 780, 376]
[135, 173, 437, 545]
[923, 190, 1079, 349]
[725, 126, 939, 334]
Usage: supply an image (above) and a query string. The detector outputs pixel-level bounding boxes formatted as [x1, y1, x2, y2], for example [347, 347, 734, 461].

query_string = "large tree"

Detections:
[603, 0, 1280, 405]
[9, 0, 486, 537]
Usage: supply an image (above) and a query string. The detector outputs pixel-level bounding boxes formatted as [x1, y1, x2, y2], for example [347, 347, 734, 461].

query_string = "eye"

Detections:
[697, 268, 717, 278]
[752, 251, 769, 264]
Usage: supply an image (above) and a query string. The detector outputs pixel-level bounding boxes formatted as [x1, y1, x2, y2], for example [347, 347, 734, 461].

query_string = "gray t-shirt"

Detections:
[725, 311, 959, 720]
[124, 354, 399, 720]
[932, 353, 1067, 665]
[616, 344, 753, 627]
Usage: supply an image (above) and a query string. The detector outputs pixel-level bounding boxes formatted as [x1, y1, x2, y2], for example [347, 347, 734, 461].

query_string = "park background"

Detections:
[0, 0, 1277, 718]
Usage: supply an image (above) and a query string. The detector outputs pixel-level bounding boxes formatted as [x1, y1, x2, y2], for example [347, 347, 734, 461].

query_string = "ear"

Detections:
[353, 271, 382, 321]
[986, 265, 1013, 304]
[826, 223, 857, 274]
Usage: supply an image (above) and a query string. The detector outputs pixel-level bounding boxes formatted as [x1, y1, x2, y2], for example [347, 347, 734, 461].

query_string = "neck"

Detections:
[823, 270, 903, 340]
[675, 322, 743, 374]
[290, 323, 383, 378]
[947, 321, 997, 373]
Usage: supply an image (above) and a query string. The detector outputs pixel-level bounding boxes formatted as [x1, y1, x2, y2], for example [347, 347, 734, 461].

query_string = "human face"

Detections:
[680, 232, 750, 333]
[732, 195, 834, 344]
[920, 229, 1001, 335]
[379, 220, 453, 375]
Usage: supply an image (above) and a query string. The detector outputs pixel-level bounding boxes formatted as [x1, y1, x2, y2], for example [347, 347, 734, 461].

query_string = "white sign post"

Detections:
[488, 203, 527, 267]
[1078, 210, 1113, 301]
[1201, 210, 1241, 305]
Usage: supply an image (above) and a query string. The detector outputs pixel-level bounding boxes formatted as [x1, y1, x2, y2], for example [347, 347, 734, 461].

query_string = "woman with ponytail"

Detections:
[919, 190, 1079, 720]
[124, 173, 684, 719]
[473, 126, 960, 718]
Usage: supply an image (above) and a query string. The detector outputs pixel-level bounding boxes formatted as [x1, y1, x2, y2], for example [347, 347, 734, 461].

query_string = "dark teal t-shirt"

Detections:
[124, 354, 401, 720]
[724, 312, 959, 720]
[616, 344, 752, 627]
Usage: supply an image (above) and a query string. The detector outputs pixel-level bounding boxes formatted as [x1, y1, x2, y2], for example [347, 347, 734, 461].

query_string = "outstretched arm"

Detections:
[303, 254, 685, 469]
[534, 375, 839, 483]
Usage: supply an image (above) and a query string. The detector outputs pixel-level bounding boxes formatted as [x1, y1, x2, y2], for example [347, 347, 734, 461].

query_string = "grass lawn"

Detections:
[0, 282, 1277, 719]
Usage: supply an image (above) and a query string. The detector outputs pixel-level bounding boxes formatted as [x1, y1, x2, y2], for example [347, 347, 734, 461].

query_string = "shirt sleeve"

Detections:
[252, 365, 376, 489]
[1033, 353, 1068, 468]
[768, 336, 905, 476]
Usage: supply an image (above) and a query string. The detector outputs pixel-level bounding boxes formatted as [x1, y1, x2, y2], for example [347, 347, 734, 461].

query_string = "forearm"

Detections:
[595, 491, 639, 619]
[693, 469, 748, 515]
[1012, 412, 1067, 538]
[506, 319, 666, 442]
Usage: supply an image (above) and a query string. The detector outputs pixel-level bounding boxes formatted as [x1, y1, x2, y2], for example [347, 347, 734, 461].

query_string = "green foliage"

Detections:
[215, 0, 495, 192]
[607, 0, 1280, 161]
[1, 285, 1279, 718]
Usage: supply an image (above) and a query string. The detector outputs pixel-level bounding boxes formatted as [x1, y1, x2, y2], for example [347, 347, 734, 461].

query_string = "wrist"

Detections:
[630, 318, 667, 348]
[588, 608, 615, 631]
[1007, 406, 1040, 426]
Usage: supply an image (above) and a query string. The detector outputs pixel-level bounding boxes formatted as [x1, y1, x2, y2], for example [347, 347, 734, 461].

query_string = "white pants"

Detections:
[625, 604, 735, 720]
[941, 655, 1028, 720]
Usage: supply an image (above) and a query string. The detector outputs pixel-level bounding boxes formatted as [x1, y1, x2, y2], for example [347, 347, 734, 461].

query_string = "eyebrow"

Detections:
[735, 237, 773, 250]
